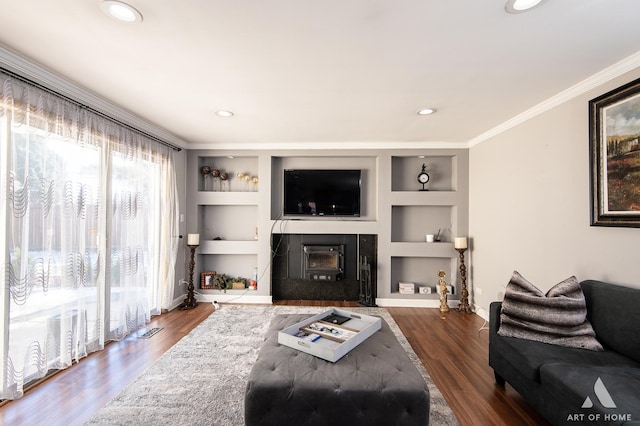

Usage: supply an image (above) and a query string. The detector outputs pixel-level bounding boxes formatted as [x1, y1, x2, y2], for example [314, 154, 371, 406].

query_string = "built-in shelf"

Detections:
[186, 150, 468, 307]
[390, 191, 457, 206]
[386, 153, 467, 302]
[390, 242, 455, 257]
[194, 191, 259, 205]
[199, 240, 259, 254]
[390, 256, 455, 299]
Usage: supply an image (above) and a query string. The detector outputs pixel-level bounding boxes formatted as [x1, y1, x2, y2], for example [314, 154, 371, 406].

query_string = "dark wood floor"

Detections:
[0, 301, 549, 426]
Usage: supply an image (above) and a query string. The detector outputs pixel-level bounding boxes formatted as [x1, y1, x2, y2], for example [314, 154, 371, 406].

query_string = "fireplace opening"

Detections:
[303, 244, 344, 281]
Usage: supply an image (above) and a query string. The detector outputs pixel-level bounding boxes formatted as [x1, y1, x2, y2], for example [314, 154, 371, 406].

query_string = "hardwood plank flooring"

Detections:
[0, 301, 549, 426]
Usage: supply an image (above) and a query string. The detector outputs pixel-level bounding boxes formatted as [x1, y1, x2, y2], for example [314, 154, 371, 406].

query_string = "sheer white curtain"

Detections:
[0, 72, 179, 399]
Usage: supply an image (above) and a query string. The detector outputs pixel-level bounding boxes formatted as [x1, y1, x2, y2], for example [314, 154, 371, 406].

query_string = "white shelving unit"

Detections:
[186, 154, 270, 303]
[377, 153, 468, 307]
[185, 150, 468, 307]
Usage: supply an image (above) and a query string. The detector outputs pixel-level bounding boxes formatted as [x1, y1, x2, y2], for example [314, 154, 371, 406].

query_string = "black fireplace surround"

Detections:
[271, 233, 376, 302]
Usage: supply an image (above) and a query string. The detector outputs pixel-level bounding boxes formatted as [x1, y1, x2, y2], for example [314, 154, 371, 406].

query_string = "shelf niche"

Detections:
[391, 156, 454, 191]
[199, 205, 258, 241]
[197, 253, 258, 290]
[390, 256, 454, 296]
[391, 206, 453, 243]
[197, 156, 259, 192]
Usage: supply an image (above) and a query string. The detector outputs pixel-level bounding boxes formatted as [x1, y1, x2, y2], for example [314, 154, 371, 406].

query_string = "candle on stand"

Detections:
[187, 233, 200, 246]
[454, 237, 467, 250]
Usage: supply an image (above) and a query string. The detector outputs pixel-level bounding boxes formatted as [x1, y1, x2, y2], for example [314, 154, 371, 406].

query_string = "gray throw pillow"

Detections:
[498, 271, 603, 351]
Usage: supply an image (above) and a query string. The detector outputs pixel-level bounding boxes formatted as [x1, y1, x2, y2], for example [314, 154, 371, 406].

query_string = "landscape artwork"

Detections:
[590, 77, 640, 227]
[603, 94, 640, 213]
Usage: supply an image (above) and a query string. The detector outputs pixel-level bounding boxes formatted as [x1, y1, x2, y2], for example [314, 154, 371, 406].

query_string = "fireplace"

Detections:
[271, 233, 376, 301]
[303, 244, 344, 281]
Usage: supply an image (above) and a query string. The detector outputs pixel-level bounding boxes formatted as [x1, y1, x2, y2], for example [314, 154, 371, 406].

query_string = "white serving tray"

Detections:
[278, 308, 382, 362]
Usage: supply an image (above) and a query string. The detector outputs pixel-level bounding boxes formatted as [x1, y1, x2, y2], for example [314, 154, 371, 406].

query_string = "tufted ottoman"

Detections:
[245, 314, 430, 426]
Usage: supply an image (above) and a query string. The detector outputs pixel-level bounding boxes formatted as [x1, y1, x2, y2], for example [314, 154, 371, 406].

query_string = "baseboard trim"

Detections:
[376, 298, 461, 308]
[197, 293, 273, 304]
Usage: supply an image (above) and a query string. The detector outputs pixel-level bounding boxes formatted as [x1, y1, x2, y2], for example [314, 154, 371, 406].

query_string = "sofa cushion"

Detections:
[540, 363, 640, 424]
[492, 334, 637, 382]
[499, 271, 603, 351]
[581, 280, 640, 364]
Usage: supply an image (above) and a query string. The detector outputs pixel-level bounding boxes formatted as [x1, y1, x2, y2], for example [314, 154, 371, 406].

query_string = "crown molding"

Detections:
[187, 140, 469, 151]
[0, 43, 188, 150]
[468, 50, 640, 148]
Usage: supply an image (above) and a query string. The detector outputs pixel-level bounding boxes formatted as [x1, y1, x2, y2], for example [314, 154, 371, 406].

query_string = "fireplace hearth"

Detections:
[271, 234, 377, 301]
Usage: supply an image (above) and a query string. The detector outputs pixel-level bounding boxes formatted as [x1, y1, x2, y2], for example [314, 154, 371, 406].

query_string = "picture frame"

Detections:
[200, 271, 217, 289]
[589, 76, 640, 228]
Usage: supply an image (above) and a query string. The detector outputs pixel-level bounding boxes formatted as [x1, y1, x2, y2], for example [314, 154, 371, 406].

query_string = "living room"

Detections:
[1, 1, 639, 425]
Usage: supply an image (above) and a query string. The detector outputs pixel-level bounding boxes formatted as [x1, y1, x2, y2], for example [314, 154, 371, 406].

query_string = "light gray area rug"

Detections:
[87, 305, 459, 425]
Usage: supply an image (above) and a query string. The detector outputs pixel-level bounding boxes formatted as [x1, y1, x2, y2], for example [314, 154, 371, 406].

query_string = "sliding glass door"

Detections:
[0, 72, 178, 400]
[108, 151, 163, 339]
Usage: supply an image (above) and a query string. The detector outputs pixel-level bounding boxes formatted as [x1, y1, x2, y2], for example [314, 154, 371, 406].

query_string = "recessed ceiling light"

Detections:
[216, 110, 234, 117]
[100, 1, 143, 23]
[417, 108, 437, 116]
[505, 0, 544, 14]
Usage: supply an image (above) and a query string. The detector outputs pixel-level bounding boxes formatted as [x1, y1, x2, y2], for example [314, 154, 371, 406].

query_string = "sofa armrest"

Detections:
[489, 301, 502, 335]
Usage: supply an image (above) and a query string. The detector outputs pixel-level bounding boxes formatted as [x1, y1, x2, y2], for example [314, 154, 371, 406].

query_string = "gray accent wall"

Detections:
[469, 67, 640, 319]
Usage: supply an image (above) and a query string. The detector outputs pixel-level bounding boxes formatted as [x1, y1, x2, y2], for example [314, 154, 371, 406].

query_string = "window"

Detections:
[0, 71, 179, 399]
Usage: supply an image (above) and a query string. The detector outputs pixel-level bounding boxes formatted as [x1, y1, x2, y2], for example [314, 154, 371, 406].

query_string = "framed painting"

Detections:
[200, 271, 217, 289]
[589, 77, 640, 227]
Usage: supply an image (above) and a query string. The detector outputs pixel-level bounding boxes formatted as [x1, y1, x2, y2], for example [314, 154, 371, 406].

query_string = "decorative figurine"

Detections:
[438, 269, 449, 313]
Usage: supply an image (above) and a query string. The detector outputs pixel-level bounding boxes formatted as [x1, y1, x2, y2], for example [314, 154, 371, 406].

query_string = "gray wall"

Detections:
[173, 149, 188, 302]
[469, 67, 640, 318]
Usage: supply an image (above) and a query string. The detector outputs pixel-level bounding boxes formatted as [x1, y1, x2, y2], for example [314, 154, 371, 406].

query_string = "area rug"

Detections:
[86, 305, 459, 425]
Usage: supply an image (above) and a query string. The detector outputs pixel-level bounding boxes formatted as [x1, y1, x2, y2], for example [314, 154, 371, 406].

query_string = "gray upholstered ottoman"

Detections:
[245, 314, 430, 426]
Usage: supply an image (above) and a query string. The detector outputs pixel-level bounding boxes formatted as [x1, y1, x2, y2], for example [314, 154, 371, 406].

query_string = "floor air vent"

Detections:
[138, 327, 163, 339]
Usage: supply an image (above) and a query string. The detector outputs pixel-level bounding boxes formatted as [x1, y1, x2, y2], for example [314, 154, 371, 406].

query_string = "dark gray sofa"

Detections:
[489, 280, 640, 425]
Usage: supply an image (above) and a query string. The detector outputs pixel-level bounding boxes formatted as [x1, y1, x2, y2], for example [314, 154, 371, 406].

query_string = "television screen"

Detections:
[283, 169, 361, 216]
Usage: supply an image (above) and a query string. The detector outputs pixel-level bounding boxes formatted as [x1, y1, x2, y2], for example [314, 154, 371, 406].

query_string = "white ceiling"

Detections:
[1, 0, 640, 149]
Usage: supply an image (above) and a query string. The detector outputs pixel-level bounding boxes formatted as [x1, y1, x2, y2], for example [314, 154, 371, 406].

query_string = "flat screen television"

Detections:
[283, 169, 361, 216]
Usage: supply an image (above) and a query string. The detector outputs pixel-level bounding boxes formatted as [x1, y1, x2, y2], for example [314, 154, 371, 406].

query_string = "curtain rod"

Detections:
[0, 66, 182, 152]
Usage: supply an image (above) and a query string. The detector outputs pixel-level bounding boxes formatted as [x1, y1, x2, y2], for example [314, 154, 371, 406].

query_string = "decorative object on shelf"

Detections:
[438, 269, 449, 313]
[252, 266, 258, 290]
[589, 76, 640, 228]
[399, 281, 415, 294]
[201, 165, 235, 191]
[231, 277, 247, 289]
[454, 237, 472, 313]
[201, 165, 213, 191]
[234, 171, 258, 191]
[220, 171, 229, 191]
[211, 168, 221, 191]
[201, 271, 217, 289]
[417, 163, 430, 191]
[435, 228, 443, 242]
[212, 274, 229, 292]
[419, 286, 432, 294]
[201, 165, 232, 191]
[179, 233, 200, 310]
[426, 234, 435, 243]
[209, 273, 250, 292]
